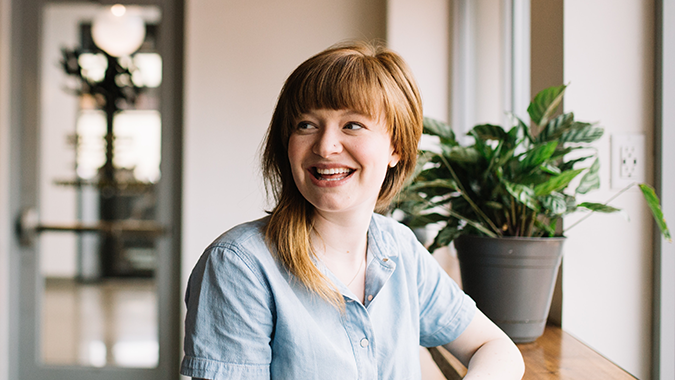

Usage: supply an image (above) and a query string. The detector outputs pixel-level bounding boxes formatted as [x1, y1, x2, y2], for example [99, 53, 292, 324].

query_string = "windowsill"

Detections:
[517, 324, 636, 379]
[429, 249, 636, 379]
[425, 324, 636, 379]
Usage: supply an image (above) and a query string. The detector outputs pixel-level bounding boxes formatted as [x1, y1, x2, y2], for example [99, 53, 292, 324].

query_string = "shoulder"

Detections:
[208, 216, 269, 251]
[204, 216, 274, 263]
[370, 213, 416, 237]
[369, 213, 421, 252]
[192, 217, 275, 287]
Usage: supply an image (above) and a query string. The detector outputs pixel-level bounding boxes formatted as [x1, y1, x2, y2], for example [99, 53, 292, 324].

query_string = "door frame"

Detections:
[654, 1, 675, 378]
[6, 0, 183, 378]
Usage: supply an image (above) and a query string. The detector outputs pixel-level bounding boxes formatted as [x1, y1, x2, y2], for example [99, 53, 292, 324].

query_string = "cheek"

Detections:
[287, 136, 302, 168]
[363, 142, 396, 177]
[287, 136, 310, 186]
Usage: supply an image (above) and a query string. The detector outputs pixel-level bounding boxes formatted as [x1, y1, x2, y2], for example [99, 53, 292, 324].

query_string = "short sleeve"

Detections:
[180, 242, 275, 380]
[409, 231, 476, 347]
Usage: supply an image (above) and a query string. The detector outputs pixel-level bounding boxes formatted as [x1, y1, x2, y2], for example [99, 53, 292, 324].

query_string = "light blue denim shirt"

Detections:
[180, 213, 476, 380]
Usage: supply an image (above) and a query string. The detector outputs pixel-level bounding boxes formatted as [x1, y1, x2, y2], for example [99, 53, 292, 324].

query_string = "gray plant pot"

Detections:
[454, 235, 565, 343]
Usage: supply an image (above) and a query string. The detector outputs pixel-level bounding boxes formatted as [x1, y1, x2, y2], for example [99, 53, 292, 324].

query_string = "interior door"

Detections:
[9, 0, 182, 379]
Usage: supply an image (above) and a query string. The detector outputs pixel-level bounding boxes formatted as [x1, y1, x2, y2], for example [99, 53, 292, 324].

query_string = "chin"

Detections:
[308, 199, 350, 213]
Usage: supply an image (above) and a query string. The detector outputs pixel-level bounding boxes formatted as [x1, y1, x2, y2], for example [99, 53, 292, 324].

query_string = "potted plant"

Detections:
[395, 84, 671, 343]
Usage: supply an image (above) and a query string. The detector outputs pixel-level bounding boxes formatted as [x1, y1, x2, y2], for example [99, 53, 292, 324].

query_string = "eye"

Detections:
[296, 121, 316, 131]
[344, 122, 364, 130]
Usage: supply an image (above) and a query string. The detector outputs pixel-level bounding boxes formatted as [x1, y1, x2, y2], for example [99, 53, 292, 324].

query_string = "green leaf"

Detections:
[564, 193, 577, 212]
[472, 135, 494, 161]
[410, 151, 436, 180]
[518, 171, 554, 187]
[540, 163, 561, 175]
[577, 202, 621, 213]
[394, 193, 430, 215]
[541, 192, 567, 215]
[519, 141, 558, 171]
[536, 113, 574, 143]
[428, 224, 462, 252]
[406, 213, 448, 228]
[423, 117, 456, 142]
[485, 201, 503, 209]
[576, 158, 601, 194]
[495, 145, 517, 168]
[534, 218, 557, 237]
[507, 123, 521, 142]
[470, 124, 508, 141]
[443, 146, 482, 163]
[550, 145, 586, 161]
[528, 84, 567, 127]
[561, 122, 604, 143]
[638, 183, 672, 242]
[444, 207, 500, 238]
[534, 168, 585, 196]
[559, 155, 594, 172]
[503, 181, 540, 211]
[406, 178, 458, 192]
[512, 115, 535, 144]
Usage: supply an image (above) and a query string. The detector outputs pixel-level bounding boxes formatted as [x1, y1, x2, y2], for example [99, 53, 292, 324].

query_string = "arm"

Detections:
[396, 222, 523, 378]
[443, 310, 524, 380]
[181, 243, 274, 380]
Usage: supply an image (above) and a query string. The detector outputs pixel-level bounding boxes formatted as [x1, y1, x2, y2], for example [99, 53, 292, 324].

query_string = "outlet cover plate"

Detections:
[611, 134, 646, 189]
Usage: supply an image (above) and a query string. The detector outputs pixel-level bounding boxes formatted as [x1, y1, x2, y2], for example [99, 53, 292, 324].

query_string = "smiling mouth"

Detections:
[312, 167, 355, 181]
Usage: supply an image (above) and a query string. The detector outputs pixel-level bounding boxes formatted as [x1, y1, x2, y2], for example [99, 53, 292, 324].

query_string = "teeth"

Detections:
[316, 168, 352, 175]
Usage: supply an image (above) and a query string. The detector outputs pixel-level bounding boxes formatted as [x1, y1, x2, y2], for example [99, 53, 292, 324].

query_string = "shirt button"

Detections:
[367, 294, 373, 301]
[360, 338, 369, 348]
[382, 258, 389, 262]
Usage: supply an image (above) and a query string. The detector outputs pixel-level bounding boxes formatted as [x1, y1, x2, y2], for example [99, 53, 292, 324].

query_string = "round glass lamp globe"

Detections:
[92, 5, 146, 57]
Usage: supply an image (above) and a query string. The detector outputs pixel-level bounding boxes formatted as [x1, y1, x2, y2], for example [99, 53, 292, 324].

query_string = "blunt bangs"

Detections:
[284, 52, 388, 125]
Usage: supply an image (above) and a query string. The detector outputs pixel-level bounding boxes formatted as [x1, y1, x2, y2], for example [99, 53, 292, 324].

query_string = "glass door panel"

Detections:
[38, 2, 163, 370]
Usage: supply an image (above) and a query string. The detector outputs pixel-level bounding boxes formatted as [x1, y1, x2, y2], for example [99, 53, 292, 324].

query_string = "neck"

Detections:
[311, 208, 372, 259]
[310, 208, 371, 303]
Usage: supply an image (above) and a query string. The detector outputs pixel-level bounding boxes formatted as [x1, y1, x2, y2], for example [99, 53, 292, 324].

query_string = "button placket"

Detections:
[364, 255, 395, 309]
[342, 300, 378, 380]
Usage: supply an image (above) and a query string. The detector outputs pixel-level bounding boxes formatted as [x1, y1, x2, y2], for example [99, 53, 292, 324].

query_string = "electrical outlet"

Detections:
[611, 134, 646, 189]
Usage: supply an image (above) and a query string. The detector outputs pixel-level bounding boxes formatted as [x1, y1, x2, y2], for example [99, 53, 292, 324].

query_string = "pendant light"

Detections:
[91, 4, 146, 57]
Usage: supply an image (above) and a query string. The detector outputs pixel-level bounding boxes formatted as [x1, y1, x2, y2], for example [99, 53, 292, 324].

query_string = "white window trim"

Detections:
[451, 0, 530, 136]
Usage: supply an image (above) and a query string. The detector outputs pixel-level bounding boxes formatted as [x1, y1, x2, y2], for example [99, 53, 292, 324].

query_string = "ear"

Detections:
[389, 151, 400, 168]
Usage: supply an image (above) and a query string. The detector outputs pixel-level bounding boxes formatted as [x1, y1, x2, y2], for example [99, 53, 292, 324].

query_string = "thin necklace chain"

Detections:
[345, 254, 366, 287]
[314, 229, 367, 287]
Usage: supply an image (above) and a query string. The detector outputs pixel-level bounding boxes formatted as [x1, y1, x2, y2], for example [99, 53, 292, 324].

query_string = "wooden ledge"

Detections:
[428, 325, 636, 379]
[517, 325, 636, 379]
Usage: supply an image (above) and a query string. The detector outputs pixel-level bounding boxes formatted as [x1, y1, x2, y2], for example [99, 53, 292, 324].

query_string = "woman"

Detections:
[180, 41, 524, 380]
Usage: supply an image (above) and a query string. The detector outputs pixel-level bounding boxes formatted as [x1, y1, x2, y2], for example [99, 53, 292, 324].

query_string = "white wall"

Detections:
[182, 0, 386, 287]
[387, 0, 450, 122]
[473, 0, 505, 127]
[562, 1, 655, 378]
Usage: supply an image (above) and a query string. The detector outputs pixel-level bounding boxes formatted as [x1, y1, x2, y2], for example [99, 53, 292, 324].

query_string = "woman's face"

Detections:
[287, 108, 400, 218]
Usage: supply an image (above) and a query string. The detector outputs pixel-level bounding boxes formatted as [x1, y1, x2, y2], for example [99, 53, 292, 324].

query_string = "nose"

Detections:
[312, 127, 342, 158]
